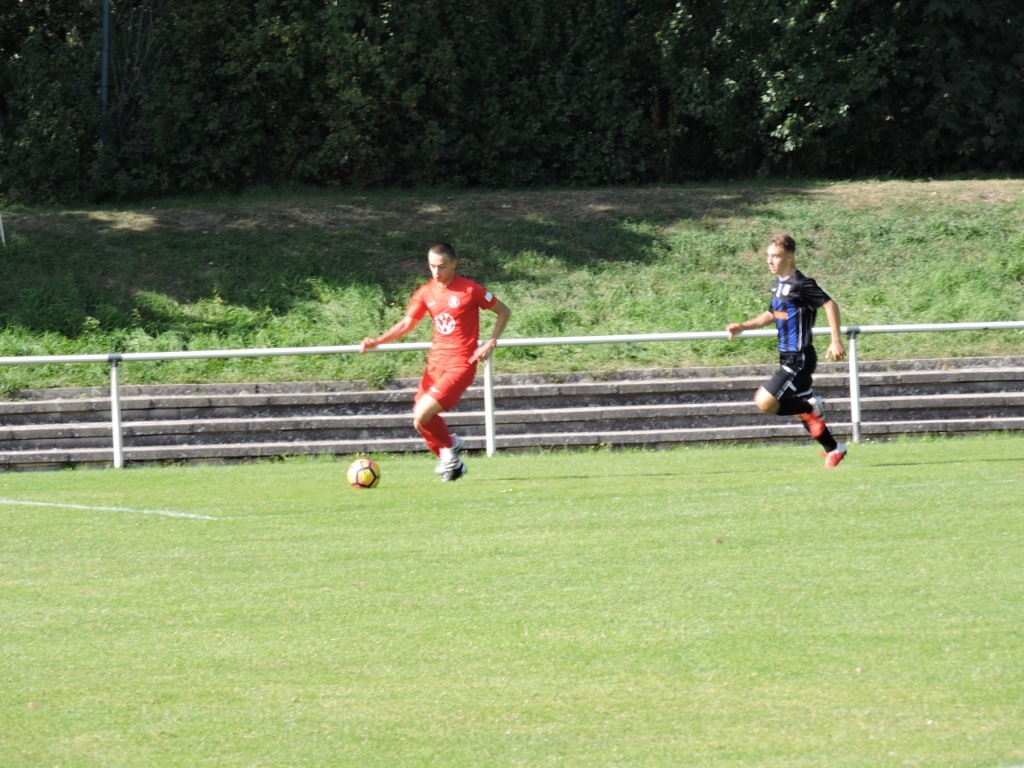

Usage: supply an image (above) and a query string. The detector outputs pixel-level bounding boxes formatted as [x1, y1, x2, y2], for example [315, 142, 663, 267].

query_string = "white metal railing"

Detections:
[1, 320, 1023, 467]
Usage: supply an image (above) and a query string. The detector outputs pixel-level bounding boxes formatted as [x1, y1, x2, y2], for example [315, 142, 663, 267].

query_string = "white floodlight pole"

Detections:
[109, 356, 124, 468]
[0, 211, 6, 246]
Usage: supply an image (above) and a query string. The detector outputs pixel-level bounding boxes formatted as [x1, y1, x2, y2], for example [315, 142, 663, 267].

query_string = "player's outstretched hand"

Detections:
[825, 340, 846, 361]
[359, 337, 378, 354]
[726, 323, 743, 340]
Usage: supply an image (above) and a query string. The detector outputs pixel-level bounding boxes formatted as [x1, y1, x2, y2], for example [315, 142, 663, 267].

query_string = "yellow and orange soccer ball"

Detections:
[347, 458, 381, 489]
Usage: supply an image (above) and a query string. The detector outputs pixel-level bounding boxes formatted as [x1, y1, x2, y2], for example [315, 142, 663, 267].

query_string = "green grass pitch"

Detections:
[2, 436, 1022, 767]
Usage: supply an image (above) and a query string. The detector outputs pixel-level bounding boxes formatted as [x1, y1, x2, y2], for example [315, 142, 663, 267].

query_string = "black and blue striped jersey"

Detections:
[769, 270, 831, 353]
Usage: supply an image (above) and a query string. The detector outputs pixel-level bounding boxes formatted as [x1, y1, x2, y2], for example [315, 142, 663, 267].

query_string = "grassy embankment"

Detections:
[1, 180, 1022, 390]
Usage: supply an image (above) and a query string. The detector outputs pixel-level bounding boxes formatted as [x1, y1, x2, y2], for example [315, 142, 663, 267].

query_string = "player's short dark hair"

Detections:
[768, 234, 796, 253]
[429, 242, 457, 261]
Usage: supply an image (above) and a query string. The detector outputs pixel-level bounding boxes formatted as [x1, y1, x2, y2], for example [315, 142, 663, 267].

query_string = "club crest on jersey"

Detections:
[435, 312, 456, 335]
[447, 295, 461, 308]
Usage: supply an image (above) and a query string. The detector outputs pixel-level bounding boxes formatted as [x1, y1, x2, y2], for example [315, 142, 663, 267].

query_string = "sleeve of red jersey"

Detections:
[472, 282, 498, 310]
[405, 285, 429, 321]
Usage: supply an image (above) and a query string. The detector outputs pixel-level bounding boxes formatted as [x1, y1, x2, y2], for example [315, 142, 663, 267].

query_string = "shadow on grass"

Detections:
[0, 185, 816, 337]
[869, 457, 1024, 468]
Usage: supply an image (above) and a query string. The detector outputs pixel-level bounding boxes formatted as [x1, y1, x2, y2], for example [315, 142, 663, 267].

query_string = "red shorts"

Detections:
[416, 361, 477, 411]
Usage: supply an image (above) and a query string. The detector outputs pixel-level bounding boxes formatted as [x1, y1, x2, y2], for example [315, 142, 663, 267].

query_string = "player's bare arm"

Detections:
[823, 299, 845, 361]
[359, 316, 417, 353]
[726, 311, 774, 339]
[468, 300, 511, 364]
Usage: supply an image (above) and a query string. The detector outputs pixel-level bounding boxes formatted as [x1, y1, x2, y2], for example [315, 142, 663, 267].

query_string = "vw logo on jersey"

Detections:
[435, 312, 456, 335]
[447, 295, 461, 308]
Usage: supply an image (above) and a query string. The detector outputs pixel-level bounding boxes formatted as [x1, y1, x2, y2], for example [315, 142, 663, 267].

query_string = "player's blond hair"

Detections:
[768, 234, 796, 253]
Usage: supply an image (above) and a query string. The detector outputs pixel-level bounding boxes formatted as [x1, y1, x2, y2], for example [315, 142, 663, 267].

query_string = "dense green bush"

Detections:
[2, 0, 1022, 203]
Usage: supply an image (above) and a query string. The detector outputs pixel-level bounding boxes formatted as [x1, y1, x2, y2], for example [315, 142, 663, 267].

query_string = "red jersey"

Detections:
[406, 275, 498, 367]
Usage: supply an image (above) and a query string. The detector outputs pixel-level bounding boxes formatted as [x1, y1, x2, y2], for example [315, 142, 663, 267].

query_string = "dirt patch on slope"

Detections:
[4, 180, 1021, 235]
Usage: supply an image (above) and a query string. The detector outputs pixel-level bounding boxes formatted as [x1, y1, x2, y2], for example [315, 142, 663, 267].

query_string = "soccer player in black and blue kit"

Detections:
[727, 234, 847, 467]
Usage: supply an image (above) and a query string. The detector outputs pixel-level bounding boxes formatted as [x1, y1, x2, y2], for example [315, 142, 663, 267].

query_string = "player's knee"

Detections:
[754, 389, 779, 414]
[412, 407, 437, 431]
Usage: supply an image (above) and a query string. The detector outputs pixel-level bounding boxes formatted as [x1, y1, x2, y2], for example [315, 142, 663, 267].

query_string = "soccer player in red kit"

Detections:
[360, 243, 511, 481]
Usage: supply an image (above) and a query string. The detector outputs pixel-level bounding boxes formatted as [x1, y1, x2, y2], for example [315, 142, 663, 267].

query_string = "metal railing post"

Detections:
[483, 355, 497, 457]
[109, 355, 124, 468]
[846, 329, 861, 444]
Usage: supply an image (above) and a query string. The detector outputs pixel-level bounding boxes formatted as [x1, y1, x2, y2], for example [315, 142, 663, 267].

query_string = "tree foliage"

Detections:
[1, 0, 1022, 202]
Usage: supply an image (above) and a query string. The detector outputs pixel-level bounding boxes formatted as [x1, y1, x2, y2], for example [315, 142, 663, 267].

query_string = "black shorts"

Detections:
[763, 347, 817, 400]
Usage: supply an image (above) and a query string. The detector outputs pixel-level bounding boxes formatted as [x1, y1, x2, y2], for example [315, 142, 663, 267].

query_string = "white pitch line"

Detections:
[0, 498, 218, 520]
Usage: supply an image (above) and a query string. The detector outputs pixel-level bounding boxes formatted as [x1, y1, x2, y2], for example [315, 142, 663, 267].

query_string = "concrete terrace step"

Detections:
[0, 355, 1022, 468]
[3, 367, 1023, 424]
[5, 416, 1024, 469]
[0, 437, 431, 469]
[0, 404, 777, 451]
[0, 389, 418, 424]
[4, 391, 1024, 449]
[492, 417, 1024, 449]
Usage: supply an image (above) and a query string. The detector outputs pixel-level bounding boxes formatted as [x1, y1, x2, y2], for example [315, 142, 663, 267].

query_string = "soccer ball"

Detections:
[347, 458, 381, 489]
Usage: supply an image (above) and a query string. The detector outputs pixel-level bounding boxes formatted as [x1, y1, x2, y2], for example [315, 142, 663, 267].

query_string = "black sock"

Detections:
[815, 428, 838, 454]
